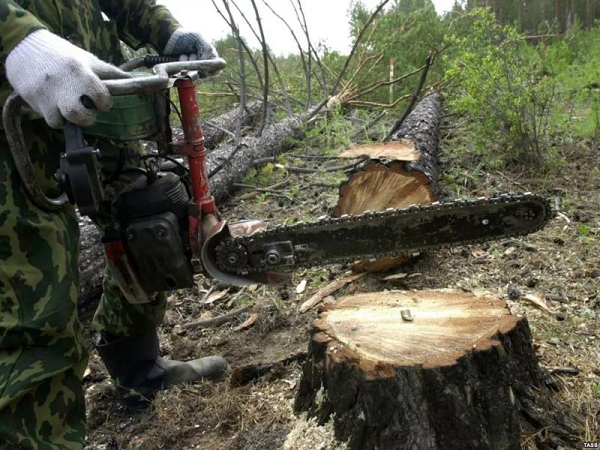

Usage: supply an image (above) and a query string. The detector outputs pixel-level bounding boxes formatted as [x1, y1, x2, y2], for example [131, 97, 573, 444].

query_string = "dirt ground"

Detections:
[81, 118, 599, 449]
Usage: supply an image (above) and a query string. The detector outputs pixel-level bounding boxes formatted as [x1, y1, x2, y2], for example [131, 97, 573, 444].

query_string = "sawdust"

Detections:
[282, 414, 348, 450]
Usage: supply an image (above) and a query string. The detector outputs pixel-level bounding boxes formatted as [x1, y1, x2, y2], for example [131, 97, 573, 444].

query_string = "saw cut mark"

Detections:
[339, 139, 420, 161]
[318, 290, 515, 368]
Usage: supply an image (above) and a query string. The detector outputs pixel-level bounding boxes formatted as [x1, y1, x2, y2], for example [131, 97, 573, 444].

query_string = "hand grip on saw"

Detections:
[2, 55, 226, 212]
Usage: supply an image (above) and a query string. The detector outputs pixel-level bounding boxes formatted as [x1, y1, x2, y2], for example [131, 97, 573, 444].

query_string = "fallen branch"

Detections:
[234, 178, 291, 201]
[230, 351, 308, 387]
[183, 306, 251, 329]
[299, 273, 365, 313]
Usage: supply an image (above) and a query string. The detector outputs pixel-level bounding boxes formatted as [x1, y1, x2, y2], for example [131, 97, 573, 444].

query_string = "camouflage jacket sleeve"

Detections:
[0, 0, 46, 63]
[99, 0, 181, 52]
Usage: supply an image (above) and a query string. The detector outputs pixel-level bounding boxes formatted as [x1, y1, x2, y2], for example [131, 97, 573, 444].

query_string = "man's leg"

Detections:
[90, 141, 227, 406]
[0, 123, 86, 449]
[90, 140, 168, 338]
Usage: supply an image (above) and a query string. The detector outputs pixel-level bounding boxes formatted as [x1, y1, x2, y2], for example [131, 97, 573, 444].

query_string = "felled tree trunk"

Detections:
[78, 112, 305, 304]
[334, 93, 442, 272]
[295, 289, 575, 450]
[200, 100, 261, 150]
[206, 112, 304, 203]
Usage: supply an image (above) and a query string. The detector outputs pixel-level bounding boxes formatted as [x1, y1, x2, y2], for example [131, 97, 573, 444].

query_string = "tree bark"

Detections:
[206, 112, 304, 204]
[78, 112, 306, 304]
[333, 92, 441, 272]
[200, 100, 261, 150]
[295, 289, 578, 450]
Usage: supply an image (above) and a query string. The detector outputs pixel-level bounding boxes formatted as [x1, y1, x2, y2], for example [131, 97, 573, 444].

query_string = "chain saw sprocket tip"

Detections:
[212, 193, 554, 277]
[216, 241, 250, 274]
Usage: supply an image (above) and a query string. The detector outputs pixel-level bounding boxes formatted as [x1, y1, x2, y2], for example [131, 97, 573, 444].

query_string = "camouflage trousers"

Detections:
[0, 121, 167, 449]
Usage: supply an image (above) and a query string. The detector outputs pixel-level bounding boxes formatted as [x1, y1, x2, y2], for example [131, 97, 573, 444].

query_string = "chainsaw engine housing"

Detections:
[106, 172, 194, 299]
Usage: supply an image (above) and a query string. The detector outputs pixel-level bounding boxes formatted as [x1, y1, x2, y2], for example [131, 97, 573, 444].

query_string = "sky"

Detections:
[158, 0, 457, 55]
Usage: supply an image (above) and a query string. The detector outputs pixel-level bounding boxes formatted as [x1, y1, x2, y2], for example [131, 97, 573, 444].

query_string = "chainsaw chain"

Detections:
[216, 192, 554, 275]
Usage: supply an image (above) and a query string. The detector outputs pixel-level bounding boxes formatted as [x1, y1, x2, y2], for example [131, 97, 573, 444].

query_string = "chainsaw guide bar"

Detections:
[214, 193, 553, 276]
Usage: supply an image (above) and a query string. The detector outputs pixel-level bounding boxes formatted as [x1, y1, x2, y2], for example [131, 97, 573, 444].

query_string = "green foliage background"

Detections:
[199, 0, 600, 173]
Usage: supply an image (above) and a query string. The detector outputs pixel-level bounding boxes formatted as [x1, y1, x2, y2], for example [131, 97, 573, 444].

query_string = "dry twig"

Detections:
[183, 306, 251, 329]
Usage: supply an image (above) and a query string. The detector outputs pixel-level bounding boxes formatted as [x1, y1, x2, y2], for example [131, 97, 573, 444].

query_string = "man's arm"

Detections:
[99, 0, 181, 53]
[0, 0, 46, 63]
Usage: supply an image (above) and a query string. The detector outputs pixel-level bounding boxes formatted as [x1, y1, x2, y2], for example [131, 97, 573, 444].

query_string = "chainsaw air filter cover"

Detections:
[112, 172, 193, 292]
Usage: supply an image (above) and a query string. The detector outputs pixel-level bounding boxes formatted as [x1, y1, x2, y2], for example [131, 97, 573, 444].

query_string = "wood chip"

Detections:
[295, 279, 307, 294]
[234, 313, 260, 331]
[323, 296, 336, 305]
[401, 309, 414, 322]
[504, 247, 516, 256]
[521, 293, 552, 314]
[203, 289, 230, 305]
[299, 273, 365, 313]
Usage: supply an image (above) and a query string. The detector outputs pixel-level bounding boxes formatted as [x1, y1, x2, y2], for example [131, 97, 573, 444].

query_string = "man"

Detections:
[0, 1, 228, 448]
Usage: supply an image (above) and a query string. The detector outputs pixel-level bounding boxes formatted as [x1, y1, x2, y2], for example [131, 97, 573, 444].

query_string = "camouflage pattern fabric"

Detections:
[0, 121, 86, 449]
[0, 1, 180, 447]
[0, 127, 169, 449]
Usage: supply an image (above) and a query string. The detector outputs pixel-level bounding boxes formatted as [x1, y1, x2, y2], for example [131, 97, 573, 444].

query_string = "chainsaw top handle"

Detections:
[2, 55, 226, 212]
[105, 55, 226, 96]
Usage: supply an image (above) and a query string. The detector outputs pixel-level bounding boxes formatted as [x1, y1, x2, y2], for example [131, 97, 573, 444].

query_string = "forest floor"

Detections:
[81, 114, 600, 450]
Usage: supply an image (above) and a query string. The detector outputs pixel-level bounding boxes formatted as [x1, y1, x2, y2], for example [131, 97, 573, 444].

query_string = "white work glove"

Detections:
[6, 29, 131, 129]
[163, 29, 219, 61]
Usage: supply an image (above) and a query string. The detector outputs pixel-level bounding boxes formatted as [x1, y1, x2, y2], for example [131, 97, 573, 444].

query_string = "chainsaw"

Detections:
[2, 56, 553, 303]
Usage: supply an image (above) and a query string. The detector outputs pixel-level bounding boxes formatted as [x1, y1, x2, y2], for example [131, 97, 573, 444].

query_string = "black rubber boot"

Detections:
[96, 332, 228, 408]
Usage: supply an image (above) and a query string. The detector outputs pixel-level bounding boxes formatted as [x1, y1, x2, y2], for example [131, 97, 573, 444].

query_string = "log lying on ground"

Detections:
[200, 100, 262, 150]
[78, 112, 305, 304]
[206, 113, 304, 203]
[334, 93, 442, 272]
[295, 289, 577, 450]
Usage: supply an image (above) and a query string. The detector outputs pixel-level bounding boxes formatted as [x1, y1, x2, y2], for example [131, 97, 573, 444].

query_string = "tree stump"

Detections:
[295, 289, 567, 450]
[334, 93, 442, 272]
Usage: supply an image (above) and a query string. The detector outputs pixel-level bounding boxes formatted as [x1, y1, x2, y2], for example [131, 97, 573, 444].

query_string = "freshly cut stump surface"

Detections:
[295, 289, 562, 450]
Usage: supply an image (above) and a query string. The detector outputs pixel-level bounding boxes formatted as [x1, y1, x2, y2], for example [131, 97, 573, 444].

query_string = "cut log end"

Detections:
[334, 161, 438, 217]
[295, 289, 563, 450]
